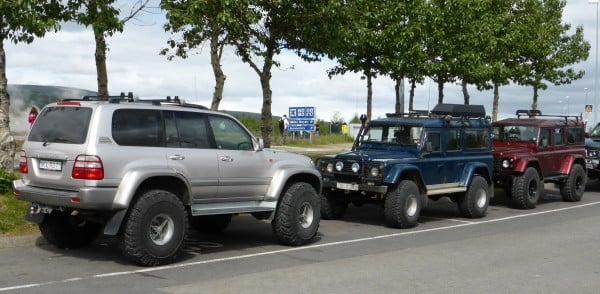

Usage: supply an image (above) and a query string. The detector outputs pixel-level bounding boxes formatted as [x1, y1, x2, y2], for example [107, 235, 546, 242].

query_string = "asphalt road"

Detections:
[1, 184, 600, 294]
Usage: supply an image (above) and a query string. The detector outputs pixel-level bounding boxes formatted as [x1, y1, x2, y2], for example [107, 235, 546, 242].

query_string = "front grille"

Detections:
[493, 158, 502, 172]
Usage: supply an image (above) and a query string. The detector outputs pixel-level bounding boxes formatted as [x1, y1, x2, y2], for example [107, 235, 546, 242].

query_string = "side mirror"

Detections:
[255, 137, 265, 151]
[425, 141, 433, 153]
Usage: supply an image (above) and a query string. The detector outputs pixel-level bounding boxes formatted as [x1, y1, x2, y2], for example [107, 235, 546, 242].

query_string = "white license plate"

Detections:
[39, 160, 62, 171]
[337, 182, 359, 191]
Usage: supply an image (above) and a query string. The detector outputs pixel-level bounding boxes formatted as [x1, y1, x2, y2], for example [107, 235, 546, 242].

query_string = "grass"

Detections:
[276, 133, 354, 147]
[0, 170, 37, 235]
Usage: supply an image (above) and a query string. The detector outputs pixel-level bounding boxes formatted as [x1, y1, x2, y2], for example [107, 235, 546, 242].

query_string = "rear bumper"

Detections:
[13, 180, 119, 210]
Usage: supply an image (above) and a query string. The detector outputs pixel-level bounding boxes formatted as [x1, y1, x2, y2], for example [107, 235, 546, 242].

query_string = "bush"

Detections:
[0, 170, 16, 194]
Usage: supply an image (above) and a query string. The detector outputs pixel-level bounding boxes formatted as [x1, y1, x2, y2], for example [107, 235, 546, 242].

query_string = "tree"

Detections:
[65, 0, 149, 99]
[513, 0, 589, 110]
[161, 0, 246, 110]
[0, 1, 62, 171]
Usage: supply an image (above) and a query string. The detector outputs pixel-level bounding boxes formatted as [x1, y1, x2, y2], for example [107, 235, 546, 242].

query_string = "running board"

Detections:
[190, 201, 276, 216]
[426, 186, 467, 196]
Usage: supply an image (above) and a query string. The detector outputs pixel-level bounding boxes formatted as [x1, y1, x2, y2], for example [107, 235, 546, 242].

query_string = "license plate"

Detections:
[337, 182, 358, 191]
[39, 160, 62, 171]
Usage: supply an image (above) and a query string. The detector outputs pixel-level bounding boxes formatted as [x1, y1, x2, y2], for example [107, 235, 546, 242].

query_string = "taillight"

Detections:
[19, 151, 28, 174]
[72, 155, 104, 180]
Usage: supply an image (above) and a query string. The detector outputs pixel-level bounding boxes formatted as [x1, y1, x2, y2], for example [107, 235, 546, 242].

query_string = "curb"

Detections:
[0, 233, 45, 249]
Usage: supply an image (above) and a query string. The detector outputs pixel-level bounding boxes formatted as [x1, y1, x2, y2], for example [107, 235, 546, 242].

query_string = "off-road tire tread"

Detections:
[272, 182, 320, 246]
[119, 190, 188, 266]
[320, 190, 348, 220]
[458, 176, 490, 218]
[39, 211, 101, 249]
[384, 180, 421, 229]
[511, 167, 541, 209]
[560, 164, 586, 202]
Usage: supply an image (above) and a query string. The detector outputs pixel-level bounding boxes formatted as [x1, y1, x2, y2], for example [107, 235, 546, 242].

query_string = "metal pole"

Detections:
[593, 0, 599, 126]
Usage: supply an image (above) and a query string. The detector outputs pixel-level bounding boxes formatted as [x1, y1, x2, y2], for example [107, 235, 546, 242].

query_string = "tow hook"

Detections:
[29, 203, 53, 215]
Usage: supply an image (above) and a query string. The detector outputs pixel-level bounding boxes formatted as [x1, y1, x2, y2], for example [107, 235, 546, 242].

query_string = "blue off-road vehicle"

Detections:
[315, 104, 494, 228]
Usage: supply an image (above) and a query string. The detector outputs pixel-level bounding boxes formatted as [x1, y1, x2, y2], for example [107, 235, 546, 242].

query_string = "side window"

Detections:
[445, 128, 461, 151]
[425, 131, 441, 153]
[554, 128, 565, 146]
[208, 115, 253, 150]
[112, 109, 163, 147]
[567, 127, 583, 144]
[539, 128, 550, 148]
[172, 111, 211, 149]
[464, 129, 489, 150]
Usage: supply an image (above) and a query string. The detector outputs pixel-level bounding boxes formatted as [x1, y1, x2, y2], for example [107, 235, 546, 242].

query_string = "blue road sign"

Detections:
[289, 106, 316, 131]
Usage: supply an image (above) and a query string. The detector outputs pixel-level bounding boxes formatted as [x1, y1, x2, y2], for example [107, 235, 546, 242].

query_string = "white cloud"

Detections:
[4, 1, 598, 124]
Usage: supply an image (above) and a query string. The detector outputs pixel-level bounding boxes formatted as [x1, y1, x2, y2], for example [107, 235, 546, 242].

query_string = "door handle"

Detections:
[220, 156, 234, 162]
[169, 155, 185, 160]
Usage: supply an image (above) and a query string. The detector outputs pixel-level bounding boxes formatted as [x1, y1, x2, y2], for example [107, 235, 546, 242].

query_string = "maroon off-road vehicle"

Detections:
[492, 110, 587, 209]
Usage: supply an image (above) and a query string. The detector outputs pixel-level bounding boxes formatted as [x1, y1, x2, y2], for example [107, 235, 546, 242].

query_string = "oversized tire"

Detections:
[272, 182, 320, 246]
[384, 180, 421, 229]
[39, 211, 101, 249]
[560, 164, 586, 202]
[320, 190, 348, 220]
[189, 214, 232, 233]
[511, 167, 542, 209]
[119, 190, 188, 266]
[458, 176, 490, 218]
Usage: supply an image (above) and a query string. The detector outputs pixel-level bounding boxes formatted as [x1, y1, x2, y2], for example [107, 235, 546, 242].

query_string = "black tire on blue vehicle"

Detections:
[458, 175, 490, 218]
[511, 167, 541, 209]
[560, 164, 586, 202]
[39, 211, 102, 249]
[320, 189, 348, 220]
[272, 182, 320, 246]
[189, 214, 232, 233]
[119, 189, 188, 266]
[384, 180, 421, 229]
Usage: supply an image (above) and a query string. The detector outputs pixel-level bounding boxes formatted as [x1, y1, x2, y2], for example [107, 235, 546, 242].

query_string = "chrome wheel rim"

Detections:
[476, 189, 488, 208]
[149, 213, 175, 246]
[406, 196, 418, 217]
[298, 202, 314, 229]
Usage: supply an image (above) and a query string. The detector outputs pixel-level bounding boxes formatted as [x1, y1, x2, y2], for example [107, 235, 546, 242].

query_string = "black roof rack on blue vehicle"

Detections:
[386, 103, 487, 119]
[61, 92, 208, 109]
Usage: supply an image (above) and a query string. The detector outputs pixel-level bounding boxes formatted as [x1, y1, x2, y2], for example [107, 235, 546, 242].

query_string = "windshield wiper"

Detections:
[43, 137, 74, 146]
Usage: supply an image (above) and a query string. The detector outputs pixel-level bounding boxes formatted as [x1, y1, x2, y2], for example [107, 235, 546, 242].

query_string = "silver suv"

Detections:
[13, 94, 321, 266]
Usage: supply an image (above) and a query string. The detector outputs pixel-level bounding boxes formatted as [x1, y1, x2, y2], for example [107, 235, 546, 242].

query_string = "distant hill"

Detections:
[8, 84, 274, 133]
[9, 84, 96, 133]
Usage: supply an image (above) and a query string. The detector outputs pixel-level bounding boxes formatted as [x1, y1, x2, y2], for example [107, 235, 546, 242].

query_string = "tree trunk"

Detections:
[462, 80, 470, 105]
[259, 47, 275, 148]
[366, 73, 373, 121]
[210, 30, 226, 110]
[531, 87, 539, 110]
[94, 30, 109, 99]
[0, 41, 15, 171]
[409, 78, 416, 112]
[394, 77, 403, 114]
[492, 83, 500, 122]
[437, 79, 444, 104]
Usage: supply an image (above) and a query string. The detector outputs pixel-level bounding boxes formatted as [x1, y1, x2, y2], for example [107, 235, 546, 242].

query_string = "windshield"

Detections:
[590, 124, 600, 138]
[362, 125, 423, 146]
[493, 125, 539, 142]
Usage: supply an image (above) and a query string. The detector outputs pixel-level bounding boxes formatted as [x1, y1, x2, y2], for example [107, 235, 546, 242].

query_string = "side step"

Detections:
[190, 201, 276, 216]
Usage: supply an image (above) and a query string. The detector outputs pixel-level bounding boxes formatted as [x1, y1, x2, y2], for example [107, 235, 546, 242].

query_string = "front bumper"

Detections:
[322, 178, 388, 193]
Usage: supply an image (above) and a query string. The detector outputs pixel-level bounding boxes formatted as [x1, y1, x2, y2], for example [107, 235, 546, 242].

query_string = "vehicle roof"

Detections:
[493, 117, 584, 128]
[369, 116, 491, 128]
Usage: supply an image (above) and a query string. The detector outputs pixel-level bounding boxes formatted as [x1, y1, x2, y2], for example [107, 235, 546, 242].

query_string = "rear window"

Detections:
[28, 106, 92, 144]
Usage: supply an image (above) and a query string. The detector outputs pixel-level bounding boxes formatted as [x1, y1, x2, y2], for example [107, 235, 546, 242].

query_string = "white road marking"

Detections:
[1, 201, 599, 292]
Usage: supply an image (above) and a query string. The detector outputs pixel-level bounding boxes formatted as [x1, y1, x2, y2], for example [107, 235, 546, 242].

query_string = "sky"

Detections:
[4, 1, 600, 125]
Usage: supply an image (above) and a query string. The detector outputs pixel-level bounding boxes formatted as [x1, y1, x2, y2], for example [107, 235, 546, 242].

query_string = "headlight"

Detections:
[335, 161, 343, 172]
[501, 159, 512, 169]
[588, 150, 599, 157]
[370, 167, 379, 177]
[326, 163, 334, 173]
[351, 162, 360, 173]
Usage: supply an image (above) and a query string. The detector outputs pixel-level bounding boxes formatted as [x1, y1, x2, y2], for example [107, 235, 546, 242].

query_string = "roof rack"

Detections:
[62, 92, 134, 102]
[431, 104, 486, 118]
[385, 109, 430, 118]
[515, 109, 582, 123]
